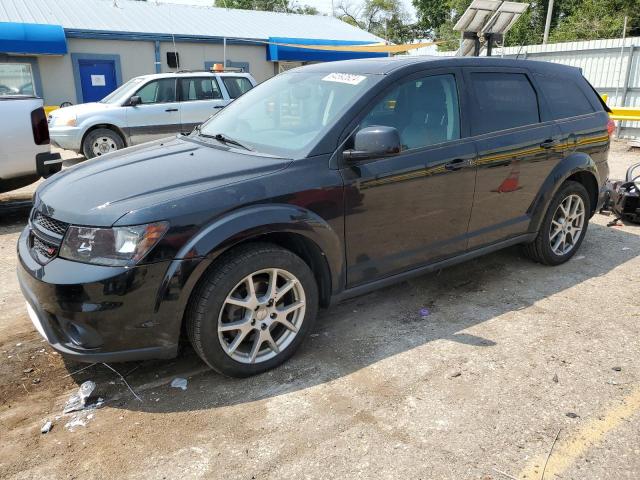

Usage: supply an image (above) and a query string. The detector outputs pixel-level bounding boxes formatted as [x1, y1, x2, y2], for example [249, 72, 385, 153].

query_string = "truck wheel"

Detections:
[523, 181, 590, 265]
[82, 128, 124, 159]
[186, 243, 318, 377]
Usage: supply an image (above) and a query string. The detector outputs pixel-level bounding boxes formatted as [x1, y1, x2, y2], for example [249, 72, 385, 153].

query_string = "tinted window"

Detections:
[469, 73, 539, 135]
[222, 77, 254, 99]
[135, 79, 176, 104]
[361, 74, 460, 150]
[179, 77, 222, 101]
[535, 74, 595, 120]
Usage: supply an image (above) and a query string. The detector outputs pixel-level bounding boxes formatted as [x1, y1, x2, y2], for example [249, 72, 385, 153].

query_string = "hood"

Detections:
[35, 137, 292, 226]
[51, 102, 116, 118]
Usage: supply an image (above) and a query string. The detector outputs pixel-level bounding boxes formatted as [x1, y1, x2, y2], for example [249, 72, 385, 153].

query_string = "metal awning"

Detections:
[267, 37, 387, 62]
[0, 22, 67, 55]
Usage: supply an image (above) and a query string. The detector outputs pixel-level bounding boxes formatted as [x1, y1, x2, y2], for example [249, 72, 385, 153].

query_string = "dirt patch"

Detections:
[0, 141, 639, 480]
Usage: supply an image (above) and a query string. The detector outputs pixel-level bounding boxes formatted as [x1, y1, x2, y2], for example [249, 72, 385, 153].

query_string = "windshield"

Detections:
[199, 71, 378, 157]
[99, 77, 145, 104]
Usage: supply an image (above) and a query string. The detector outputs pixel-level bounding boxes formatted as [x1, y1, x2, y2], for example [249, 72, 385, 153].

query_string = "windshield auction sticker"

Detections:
[322, 73, 366, 85]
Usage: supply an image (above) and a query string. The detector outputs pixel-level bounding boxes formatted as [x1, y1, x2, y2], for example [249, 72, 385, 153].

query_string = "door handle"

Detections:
[540, 139, 559, 149]
[444, 158, 468, 171]
[165, 108, 178, 112]
[213, 105, 224, 109]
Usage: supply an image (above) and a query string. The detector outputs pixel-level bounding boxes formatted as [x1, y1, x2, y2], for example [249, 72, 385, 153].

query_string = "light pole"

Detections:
[543, 0, 554, 44]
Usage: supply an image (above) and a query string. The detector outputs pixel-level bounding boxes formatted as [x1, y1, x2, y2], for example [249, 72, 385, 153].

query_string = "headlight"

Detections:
[53, 113, 77, 127]
[59, 222, 169, 266]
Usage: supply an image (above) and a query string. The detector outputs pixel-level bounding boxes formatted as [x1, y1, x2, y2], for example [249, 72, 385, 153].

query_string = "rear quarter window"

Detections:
[469, 72, 540, 136]
[535, 74, 595, 120]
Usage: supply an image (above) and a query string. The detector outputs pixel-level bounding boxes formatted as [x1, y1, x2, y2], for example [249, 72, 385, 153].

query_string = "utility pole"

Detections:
[543, 0, 554, 44]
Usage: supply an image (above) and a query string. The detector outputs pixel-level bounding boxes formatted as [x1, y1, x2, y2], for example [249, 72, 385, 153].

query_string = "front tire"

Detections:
[82, 128, 124, 159]
[523, 180, 590, 265]
[186, 243, 319, 377]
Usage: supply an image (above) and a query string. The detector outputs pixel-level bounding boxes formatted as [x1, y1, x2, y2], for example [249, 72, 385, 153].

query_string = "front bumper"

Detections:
[49, 126, 83, 152]
[17, 226, 181, 363]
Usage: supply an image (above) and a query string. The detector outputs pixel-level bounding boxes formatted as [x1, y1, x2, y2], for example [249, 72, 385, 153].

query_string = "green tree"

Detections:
[337, 0, 422, 44]
[214, 0, 321, 14]
[415, 0, 640, 52]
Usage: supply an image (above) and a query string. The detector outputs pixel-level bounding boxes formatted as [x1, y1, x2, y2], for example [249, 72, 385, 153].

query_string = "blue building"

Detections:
[0, 0, 385, 105]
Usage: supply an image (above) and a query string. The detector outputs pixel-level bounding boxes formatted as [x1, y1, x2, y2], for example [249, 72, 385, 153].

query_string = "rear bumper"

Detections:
[17, 226, 182, 363]
[36, 151, 62, 178]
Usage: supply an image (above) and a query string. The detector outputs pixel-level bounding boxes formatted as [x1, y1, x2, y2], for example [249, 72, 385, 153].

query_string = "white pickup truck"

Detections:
[0, 96, 62, 193]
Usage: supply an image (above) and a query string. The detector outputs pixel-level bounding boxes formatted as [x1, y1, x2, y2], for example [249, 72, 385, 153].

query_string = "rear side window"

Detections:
[179, 77, 222, 101]
[222, 77, 253, 99]
[535, 74, 595, 120]
[469, 72, 540, 135]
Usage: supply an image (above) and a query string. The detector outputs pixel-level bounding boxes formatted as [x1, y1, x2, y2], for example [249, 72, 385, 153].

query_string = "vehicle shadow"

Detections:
[59, 220, 639, 412]
[0, 201, 31, 235]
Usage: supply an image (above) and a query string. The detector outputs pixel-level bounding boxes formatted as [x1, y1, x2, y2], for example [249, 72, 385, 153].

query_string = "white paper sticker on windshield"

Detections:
[322, 73, 366, 85]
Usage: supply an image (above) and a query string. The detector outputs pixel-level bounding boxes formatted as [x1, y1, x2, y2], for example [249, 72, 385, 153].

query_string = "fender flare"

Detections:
[528, 152, 599, 233]
[155, 204, 345, 322]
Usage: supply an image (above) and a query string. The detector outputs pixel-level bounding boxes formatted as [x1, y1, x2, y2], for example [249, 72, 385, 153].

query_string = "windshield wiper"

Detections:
[197, 130, 253, 151]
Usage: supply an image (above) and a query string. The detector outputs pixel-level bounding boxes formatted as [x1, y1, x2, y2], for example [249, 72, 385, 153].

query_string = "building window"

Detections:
[0, 63, 35, 96]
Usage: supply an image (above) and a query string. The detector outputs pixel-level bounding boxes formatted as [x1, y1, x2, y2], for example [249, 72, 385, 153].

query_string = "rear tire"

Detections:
[82, 128, 124, 159]
[186, 243, 318, 377]
[523, 181, 590, 265]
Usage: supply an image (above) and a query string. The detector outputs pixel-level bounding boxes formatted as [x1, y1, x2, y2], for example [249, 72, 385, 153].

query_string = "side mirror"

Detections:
[343, 126, 401, 161]
[128, 95, 142, 106]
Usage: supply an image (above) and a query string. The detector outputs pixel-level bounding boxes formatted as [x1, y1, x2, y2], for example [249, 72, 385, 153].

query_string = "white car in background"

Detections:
[48, 71, 256, 158]
[0, 95, 61, 193]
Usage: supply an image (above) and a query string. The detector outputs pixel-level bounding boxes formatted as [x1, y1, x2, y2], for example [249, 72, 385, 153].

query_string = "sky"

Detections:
[158, 0, 417, 20]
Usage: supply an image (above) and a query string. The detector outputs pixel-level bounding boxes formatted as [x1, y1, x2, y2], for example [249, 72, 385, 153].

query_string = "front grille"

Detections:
[33, 211, 69, 237]
[32, 235, 58, 260]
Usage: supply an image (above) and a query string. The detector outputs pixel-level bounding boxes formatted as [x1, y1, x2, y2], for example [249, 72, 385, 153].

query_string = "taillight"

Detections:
[31, 107, 50, 145]
[607, 118, 615, 137]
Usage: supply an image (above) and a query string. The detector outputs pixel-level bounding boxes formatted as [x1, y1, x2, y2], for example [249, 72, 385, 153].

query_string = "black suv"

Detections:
[18, 57, 611, 377]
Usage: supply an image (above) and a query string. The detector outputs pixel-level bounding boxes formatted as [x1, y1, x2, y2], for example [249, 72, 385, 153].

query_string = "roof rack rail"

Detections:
[174, 66, 246, 74]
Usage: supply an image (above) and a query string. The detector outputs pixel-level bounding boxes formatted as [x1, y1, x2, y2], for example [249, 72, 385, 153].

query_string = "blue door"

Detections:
[78, 59, 117, 103]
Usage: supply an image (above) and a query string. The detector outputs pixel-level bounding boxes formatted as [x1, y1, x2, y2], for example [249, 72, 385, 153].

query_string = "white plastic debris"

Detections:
[41, 420, 52, 434]
[170, 377, 188, 391]
[65, 416, 87, 431]
[63, 380, 97, 414]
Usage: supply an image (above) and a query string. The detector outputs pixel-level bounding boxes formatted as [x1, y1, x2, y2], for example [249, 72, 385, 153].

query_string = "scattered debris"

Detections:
[65, 411, 96, 432]
[419, 307, 431, 318]
[65, 416, 87, 431]
[63, 380, 97, 414]
[450, 371, 462, 378]
[622, 247, 631, 251]
[23, 367, 33, 373]
[613, 366, 622, 372]
[60, 362, 97, 379]
[492, 468, 518, 480]
[541, 428, 562, 480]
[565, 412, 579, 419]
[575, 255, 586, 260]
[171, 377, 188, 391]
[102, 363, 142, 402]
[552, 373, 559, 383]
[41, 420, 53, 434]
[32, 378, 41, 384]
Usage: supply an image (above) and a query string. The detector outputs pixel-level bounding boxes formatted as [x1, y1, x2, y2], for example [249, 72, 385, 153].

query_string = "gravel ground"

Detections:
[0, 141, 638, 480]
